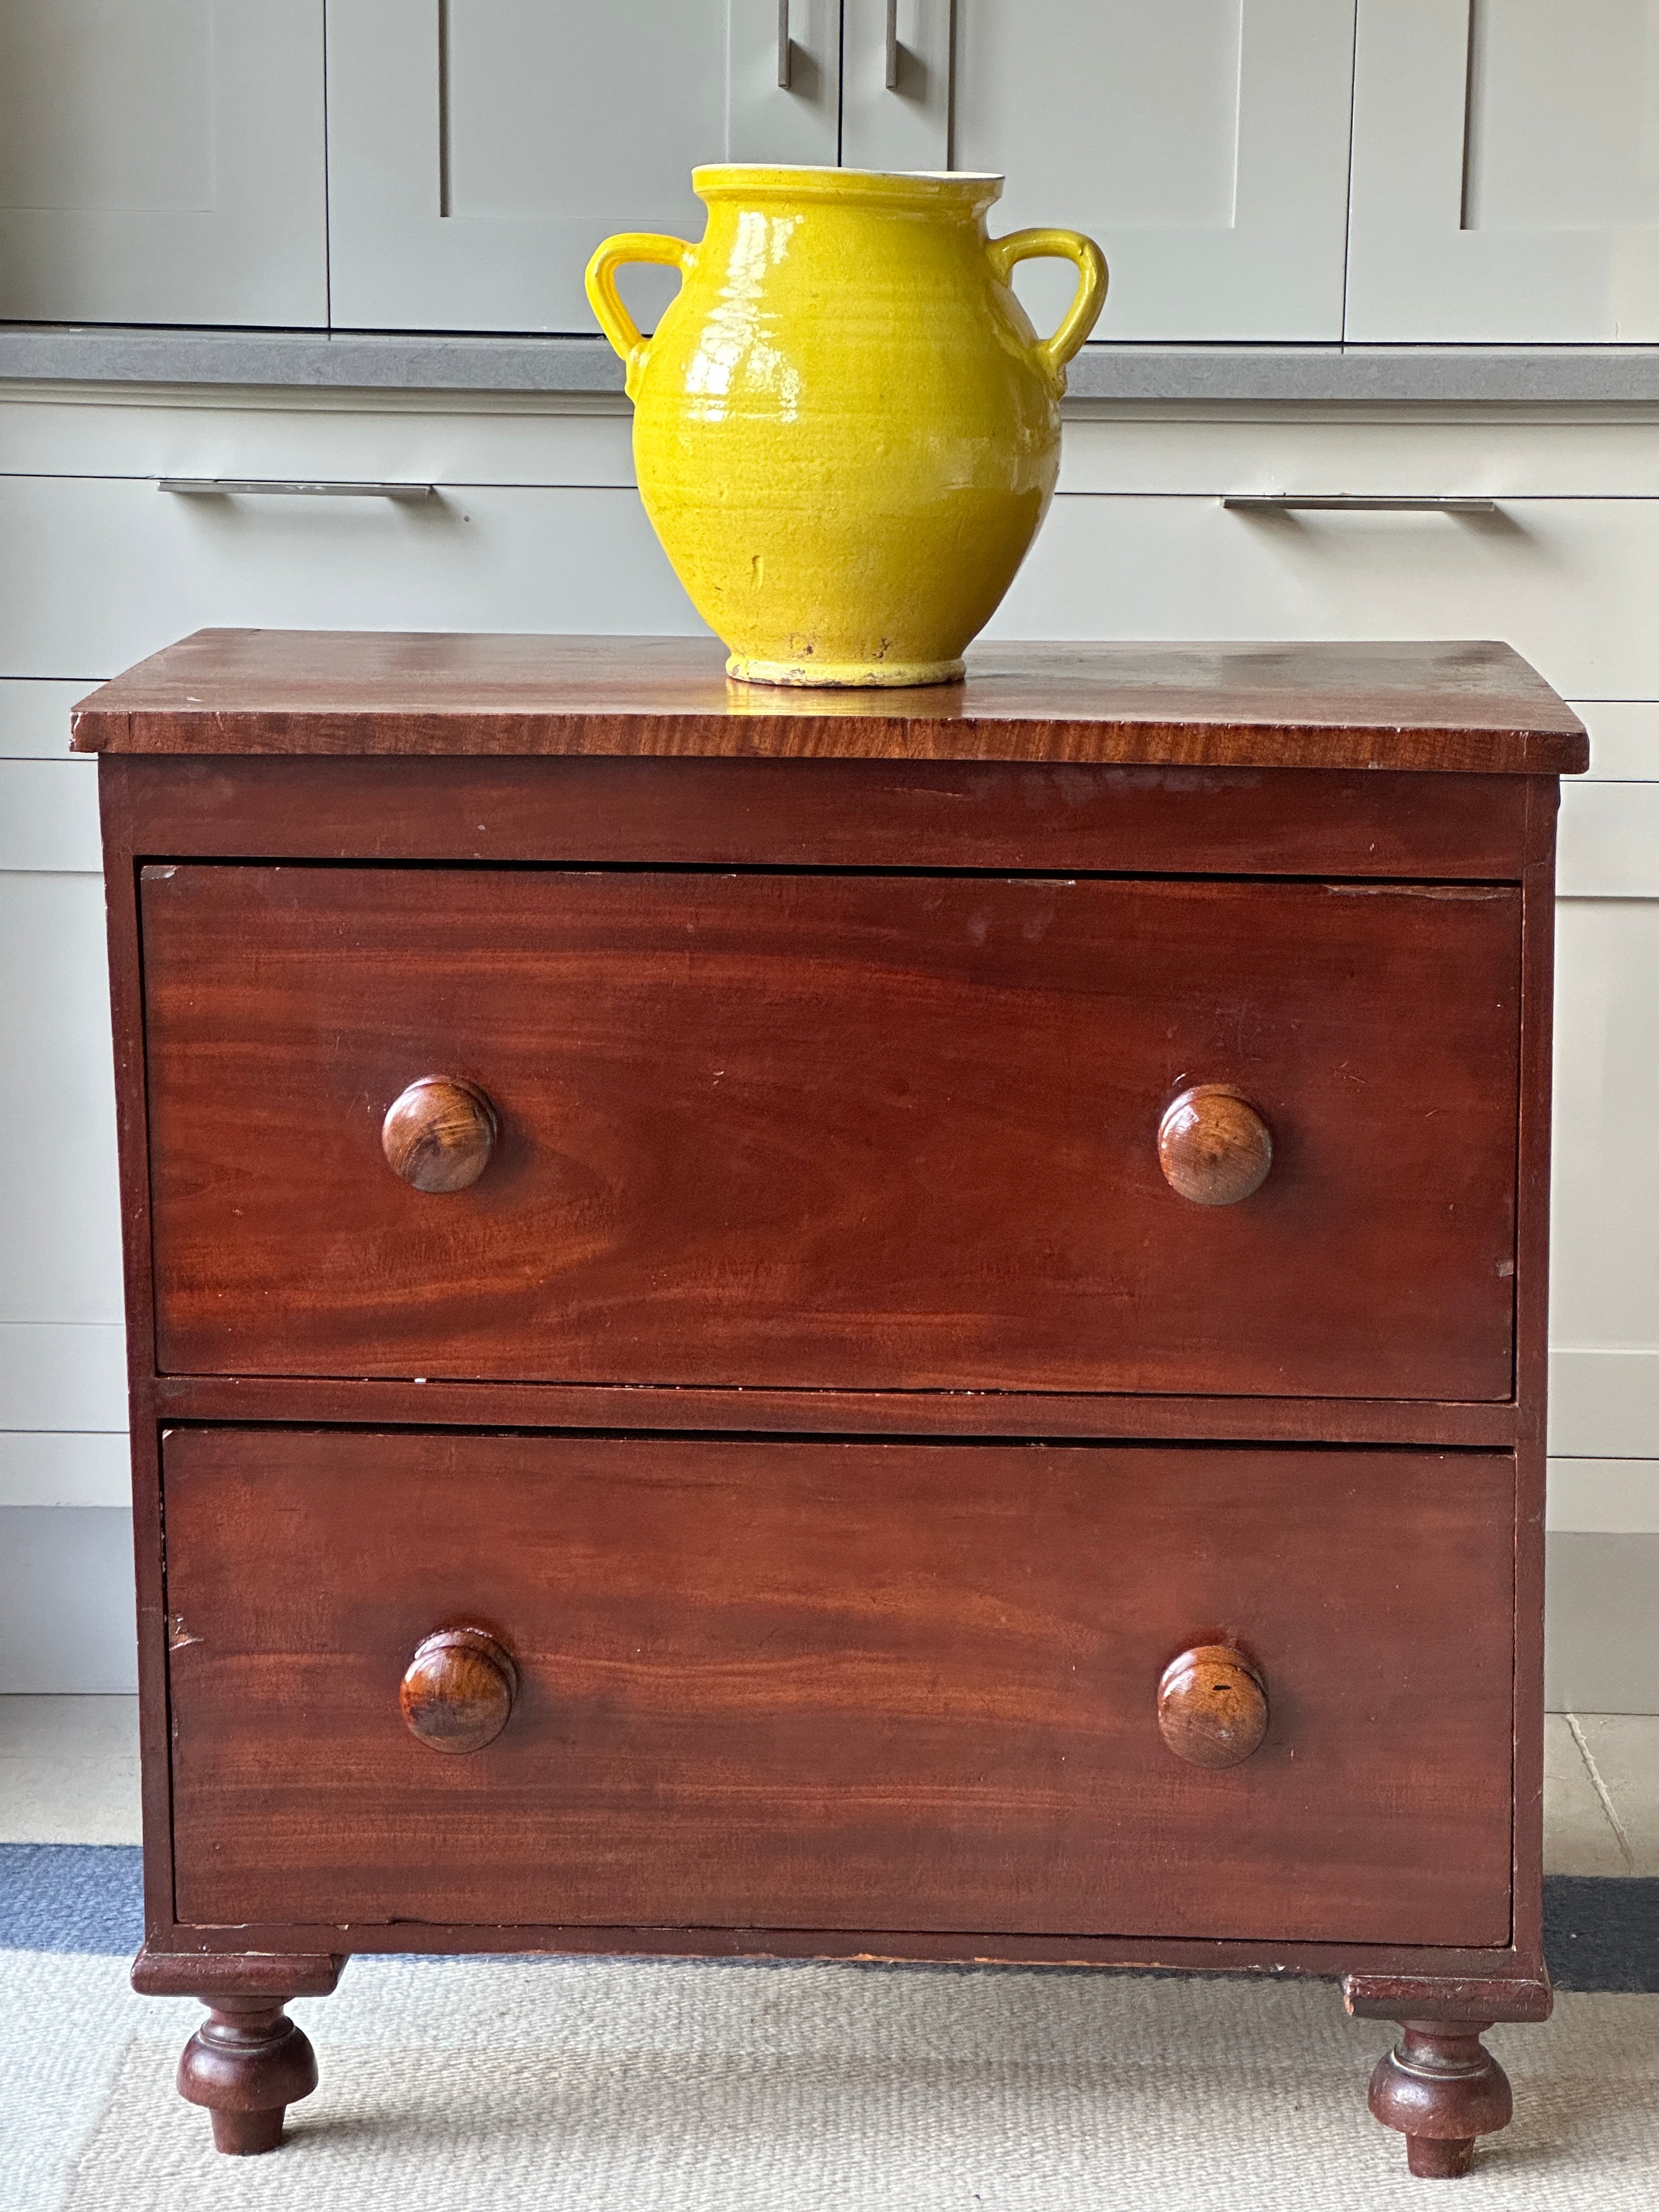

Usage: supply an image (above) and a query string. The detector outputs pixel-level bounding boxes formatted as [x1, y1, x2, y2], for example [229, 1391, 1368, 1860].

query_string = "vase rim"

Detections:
[693, 164, 1005, 210]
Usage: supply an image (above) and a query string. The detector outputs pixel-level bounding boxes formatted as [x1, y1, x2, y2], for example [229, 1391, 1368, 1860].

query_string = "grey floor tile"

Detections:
[0, 1694, 141, 1843]
[1544, 1712, 1630, 1874]
[1572, 1714, 1659, 1876]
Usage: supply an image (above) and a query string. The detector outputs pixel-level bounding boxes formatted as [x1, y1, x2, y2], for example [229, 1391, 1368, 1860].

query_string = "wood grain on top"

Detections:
[71, 629, 1588, 774]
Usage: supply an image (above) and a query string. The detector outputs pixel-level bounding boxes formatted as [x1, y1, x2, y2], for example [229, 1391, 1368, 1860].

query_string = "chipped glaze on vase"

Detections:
[586, 167, 1106, 688]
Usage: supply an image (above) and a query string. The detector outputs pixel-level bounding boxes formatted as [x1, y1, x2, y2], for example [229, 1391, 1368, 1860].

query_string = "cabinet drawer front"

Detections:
[164, 1429, 1515, 1946]
[1000, 493, 1659, 702]
[0, 475, 689, 680]
[141, 864, 1521, 1398]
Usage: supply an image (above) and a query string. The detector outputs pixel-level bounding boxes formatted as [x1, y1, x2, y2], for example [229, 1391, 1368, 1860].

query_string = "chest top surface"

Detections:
[71, 630, 1587, 776]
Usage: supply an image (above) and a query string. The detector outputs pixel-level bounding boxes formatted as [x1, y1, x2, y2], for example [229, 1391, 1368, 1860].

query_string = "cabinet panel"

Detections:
[1559, 782, 1659, 897]
[1553, 898, 1659, 1367]
[326, 0, 835, 334]
[0, 477, 698, 679]
[0, 761, 100, 872]
[952, 1, 1355, 341]
[996, 493, 1659, 701]
[731, 0, 842, 167]
[0, 393, 635, 490]
[1570, 703, 1659, 783]
[840, 0, 951, 173]
[1057, 413, 1659, 500]
[0, 1, 326, 325]
[0, 680, 100, 759]
[1347, 0, 1659, 341]
[0, 874, 123, 1329]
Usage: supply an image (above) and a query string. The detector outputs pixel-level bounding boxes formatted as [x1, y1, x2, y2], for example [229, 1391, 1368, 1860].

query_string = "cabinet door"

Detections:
[840, 0, 952, 172]
[0, 0, 325, 325]
[1347, 0, 1659, 341]
[950, 1, 1356, 342]
[326, 1, 838, 334]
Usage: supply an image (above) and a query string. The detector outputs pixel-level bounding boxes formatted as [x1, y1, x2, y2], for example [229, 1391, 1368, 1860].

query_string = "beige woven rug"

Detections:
[29, 1956, 1659, 2210]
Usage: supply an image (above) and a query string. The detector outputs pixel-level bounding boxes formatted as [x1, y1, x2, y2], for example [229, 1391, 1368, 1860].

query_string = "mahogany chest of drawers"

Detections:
[76, 629, 1586, 2176]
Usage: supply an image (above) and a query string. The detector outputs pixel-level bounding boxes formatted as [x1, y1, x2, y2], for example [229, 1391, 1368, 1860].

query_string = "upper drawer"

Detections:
[141, 864, 1521, 1400]
[997, 493, 1659, 702]
[5, 453, 1657, 706]
[0, 474, 690, 680]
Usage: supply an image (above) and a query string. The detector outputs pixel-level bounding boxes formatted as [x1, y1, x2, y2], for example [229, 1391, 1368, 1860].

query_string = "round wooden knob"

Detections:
[381, 1075, 498, 1193]
[1157, 1084, 1272, 1206]
[399, 1628, 518, 1754]
[1157, 1643, 1269, 1769]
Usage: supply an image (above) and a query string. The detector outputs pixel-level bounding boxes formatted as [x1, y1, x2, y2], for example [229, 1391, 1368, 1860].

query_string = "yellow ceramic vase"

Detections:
[586, 167, 1106, 687]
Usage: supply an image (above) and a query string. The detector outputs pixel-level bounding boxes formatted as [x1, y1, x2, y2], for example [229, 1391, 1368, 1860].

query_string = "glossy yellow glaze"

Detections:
[586, 168, 1105, 687]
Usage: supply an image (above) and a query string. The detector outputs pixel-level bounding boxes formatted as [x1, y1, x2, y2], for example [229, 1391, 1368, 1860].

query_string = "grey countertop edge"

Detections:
[7, 326, 1659, 403]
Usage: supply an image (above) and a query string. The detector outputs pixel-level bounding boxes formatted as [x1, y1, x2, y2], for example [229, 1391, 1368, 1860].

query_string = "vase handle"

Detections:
[986, 228, 1108, 395]
[584, 233, 697, 401]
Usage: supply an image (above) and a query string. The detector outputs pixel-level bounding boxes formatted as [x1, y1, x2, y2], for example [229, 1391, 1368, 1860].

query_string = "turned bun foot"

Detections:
[1406, 2135, 1477, 2180]
[1368, 2021, 1512, 2179]
[178, 1997, 319, 2154]
[210, 2106, 289, 2155]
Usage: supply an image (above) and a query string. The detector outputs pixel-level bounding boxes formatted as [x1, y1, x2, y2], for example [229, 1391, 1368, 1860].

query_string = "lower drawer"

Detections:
[163, 1428, 1516, 1946]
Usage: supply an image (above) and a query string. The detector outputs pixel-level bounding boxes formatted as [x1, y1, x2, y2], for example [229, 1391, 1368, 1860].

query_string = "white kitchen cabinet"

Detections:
[1347, 0, 1659, 342]
[839, 0, 952, 174]
[0, 475, 700, 678]
[325, 0, 833, 334]
[10, 3, 1659, 346]
[952, 1, 1357, 342]
[0, 873, 123, 1334]
[995, 492, 1659, 703]
[0, 0, 326, 326]
[0, 680, 101, 760]
[7, 385, 1659, 1699]
[327, 1, 1358, 343]
[1553, 896, 1659, 1448]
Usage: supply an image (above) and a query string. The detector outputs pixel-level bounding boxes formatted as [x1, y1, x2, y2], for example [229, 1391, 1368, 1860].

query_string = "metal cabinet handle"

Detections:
[886, 0, 900, 87]
[778, 0, 792, 87]
[1222, 494, 1498, 515]
[158, 478, 435, 500]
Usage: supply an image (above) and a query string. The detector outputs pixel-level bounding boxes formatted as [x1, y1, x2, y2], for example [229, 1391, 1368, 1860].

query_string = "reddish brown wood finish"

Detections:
[1344, 1974, 1553, 2024]
[1156, 1088, 1273, 1209]
[131, 1948, 344, 2000]
[131, 1947, 342, 2155]
[381, 1075, 498, 1193]
[95, 752, 1540, 881]
[140, 865, 1521, 1399]
[143, 1918, 1543, 1978]
[1509, 778, 1561, 1981]
[151, 1372, 1526, 1444]
[71, 631, 1588, 774]
[91, 633, 1575, 2162]
[1368, 2022, 1513, 2179]
[94, 787, 177, 1947]
[163, 1427, 1514, 1945]
[177, 1999, 319, 2154]
[1156, 1644, 1270, 1768]
[400, 1628, 519, 1753]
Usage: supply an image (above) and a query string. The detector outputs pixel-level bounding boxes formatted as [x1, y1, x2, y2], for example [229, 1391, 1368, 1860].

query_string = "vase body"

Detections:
[587, 168, 1106, 686]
